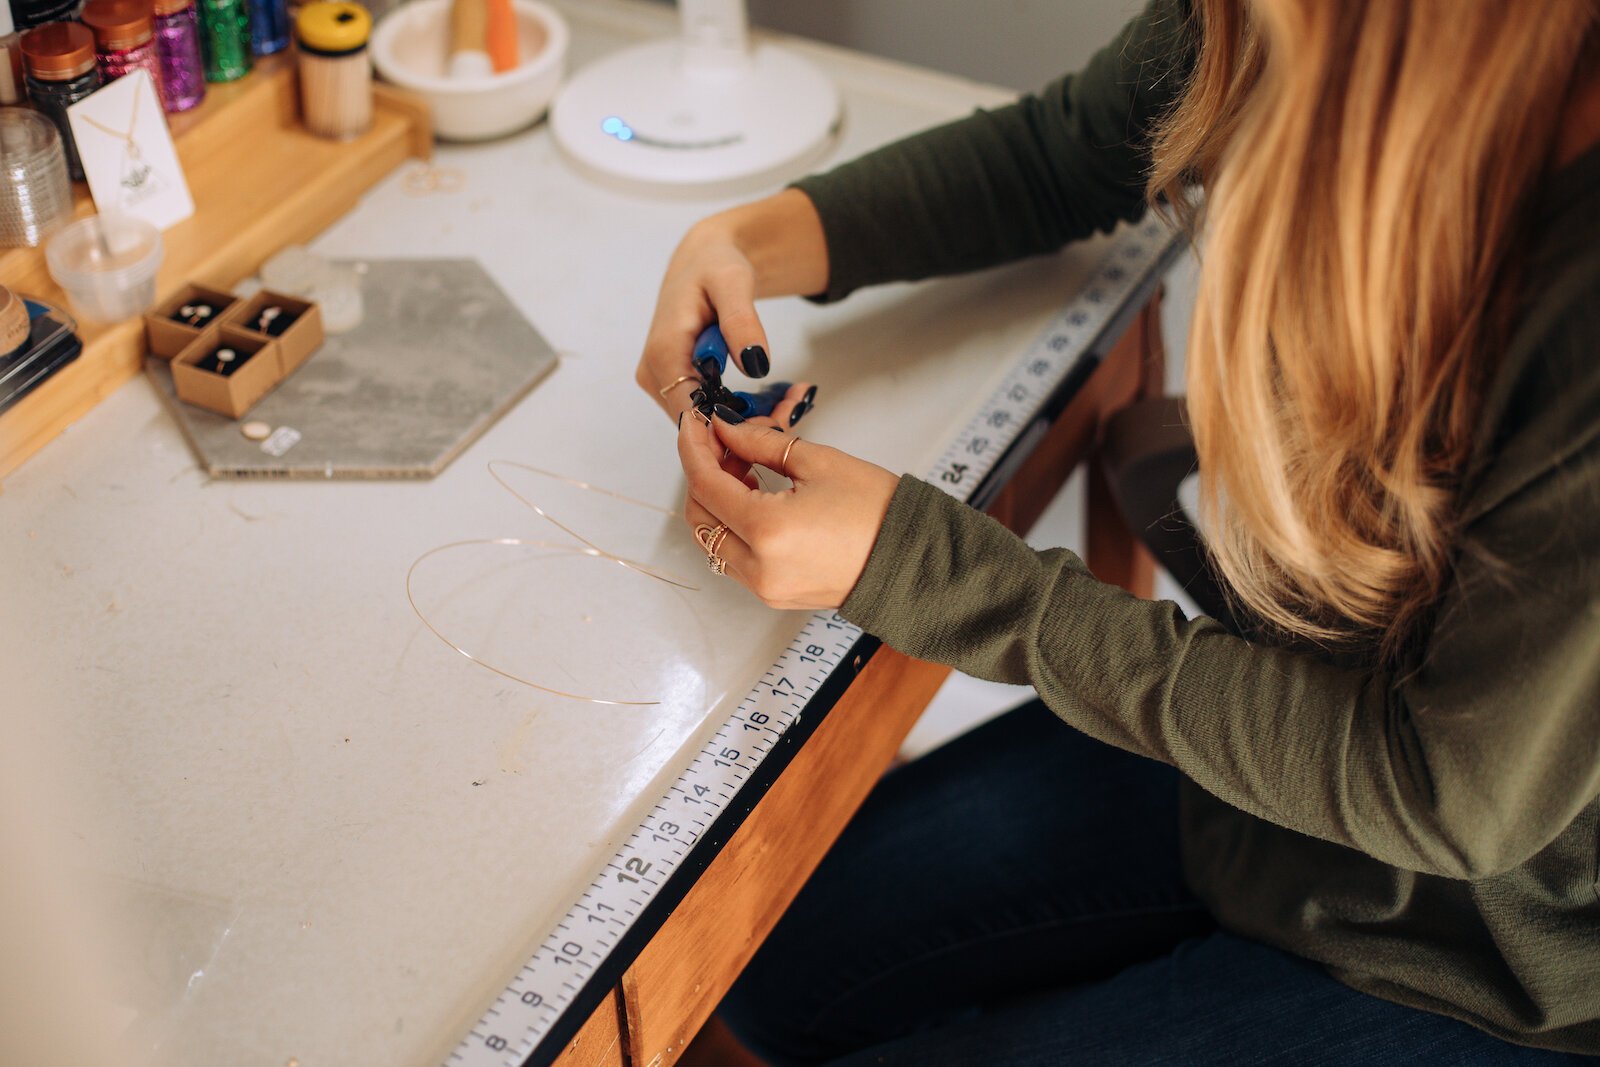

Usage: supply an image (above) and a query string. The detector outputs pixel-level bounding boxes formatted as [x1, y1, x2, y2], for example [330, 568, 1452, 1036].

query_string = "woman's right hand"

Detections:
[636, 189, 830, 422]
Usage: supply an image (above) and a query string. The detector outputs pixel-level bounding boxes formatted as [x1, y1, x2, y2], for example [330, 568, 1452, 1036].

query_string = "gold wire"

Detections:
[485, 461, 697, 591]
[405, 463, 702, 705]
[406, 539, 668, 706]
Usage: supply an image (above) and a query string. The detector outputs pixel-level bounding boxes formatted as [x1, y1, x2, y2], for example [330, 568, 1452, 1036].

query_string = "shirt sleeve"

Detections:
[840, 362, 1600, 882]
[792, 0, 1196, 303]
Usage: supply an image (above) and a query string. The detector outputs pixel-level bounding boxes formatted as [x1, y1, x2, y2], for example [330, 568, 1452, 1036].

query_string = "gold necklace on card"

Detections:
[79, 78, 153, 192]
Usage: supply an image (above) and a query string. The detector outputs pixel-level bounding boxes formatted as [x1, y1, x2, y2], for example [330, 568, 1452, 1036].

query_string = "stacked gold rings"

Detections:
[694, 522, 730, 575]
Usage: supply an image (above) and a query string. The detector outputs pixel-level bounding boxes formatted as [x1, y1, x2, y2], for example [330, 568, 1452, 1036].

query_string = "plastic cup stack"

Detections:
[44, 213, 164, 322]
[0, 107, 71, 247]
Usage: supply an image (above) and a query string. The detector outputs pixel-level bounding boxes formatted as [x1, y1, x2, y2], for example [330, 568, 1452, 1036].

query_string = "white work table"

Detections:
[0, 3, 1137, 1064]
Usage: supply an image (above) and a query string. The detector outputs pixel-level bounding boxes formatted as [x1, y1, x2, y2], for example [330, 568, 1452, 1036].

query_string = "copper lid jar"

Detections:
[21, 22, 99, 179]
[82, 0, 163, 89]
[82, 0, 156, 50]
[20, 21, 96, 80]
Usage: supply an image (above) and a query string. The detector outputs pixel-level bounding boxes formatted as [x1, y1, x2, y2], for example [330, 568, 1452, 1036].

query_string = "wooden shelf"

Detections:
[0, 55, 431, 479]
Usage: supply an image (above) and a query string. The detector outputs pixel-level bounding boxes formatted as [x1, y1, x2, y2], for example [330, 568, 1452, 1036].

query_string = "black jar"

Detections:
[20, 23, 101, 181]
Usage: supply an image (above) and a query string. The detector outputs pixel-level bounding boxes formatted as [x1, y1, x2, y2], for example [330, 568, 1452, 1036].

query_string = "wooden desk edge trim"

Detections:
[620, 648, 953, 1066]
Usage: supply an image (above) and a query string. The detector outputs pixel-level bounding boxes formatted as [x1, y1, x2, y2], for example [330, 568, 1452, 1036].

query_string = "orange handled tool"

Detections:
[486, 0, 519, 73]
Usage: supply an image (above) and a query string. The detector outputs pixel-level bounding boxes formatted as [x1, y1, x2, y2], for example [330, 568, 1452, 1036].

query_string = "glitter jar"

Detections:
[248, 0, 290, 56]
[153, 0, 206, 112]
[198, 0, 252, 82]
[20, 23, 100, 181]
[296, 2, 372, 140]
[82, 0, 165, 89]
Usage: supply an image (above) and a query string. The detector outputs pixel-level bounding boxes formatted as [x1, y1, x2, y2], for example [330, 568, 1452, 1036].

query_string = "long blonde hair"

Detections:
[1150, 0, 1595, 656]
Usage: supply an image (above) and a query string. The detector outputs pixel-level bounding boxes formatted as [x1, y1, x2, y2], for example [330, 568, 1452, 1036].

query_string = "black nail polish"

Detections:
[677, 410, 684, 428]
[741, 345, 770, 378]
[713, 403, 746, 424]
[789, 400, 810, 427]
[803, 384, 818, 405]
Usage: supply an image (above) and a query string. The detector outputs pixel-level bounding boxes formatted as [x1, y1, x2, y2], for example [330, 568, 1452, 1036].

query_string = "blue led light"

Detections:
[601, 115, 637, 143]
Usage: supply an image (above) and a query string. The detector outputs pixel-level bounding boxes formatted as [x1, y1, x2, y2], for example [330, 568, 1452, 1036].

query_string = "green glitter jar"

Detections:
[197, 0, 251, 82]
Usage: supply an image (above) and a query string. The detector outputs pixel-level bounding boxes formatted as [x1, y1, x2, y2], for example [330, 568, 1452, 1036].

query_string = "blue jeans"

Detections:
[721, 701, 1586, 1065]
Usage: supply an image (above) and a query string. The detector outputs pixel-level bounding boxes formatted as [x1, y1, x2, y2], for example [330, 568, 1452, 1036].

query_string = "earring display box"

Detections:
[224, 291, 324, 374]
[171, 325, 284, 418]
[145, 284, 239, 359]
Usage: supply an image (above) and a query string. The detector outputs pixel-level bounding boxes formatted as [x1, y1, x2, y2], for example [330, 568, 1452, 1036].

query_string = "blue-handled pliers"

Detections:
[690, 324, 788, 419]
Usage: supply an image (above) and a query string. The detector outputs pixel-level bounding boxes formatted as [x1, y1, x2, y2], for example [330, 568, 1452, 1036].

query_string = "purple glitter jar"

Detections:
[153, 0, 206, 113]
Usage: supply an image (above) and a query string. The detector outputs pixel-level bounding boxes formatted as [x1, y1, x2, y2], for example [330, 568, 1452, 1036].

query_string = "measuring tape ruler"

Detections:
[929, 213, 1180, 509]
[446, 215, 1180, 1067]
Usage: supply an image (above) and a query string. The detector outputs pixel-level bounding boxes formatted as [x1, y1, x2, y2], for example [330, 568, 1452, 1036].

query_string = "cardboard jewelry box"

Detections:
[144, 284, 239, 359]
[171, 325, 285, 418]
[221, 291, 324, 374]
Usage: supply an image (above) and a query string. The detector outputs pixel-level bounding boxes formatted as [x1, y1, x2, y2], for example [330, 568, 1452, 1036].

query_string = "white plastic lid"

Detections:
[44, 214, 163, 286]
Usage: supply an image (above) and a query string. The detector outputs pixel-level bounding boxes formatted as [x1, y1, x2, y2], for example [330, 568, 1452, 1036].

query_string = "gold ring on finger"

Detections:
[659, 374, 700, 398]
[706, 525, 729, 557]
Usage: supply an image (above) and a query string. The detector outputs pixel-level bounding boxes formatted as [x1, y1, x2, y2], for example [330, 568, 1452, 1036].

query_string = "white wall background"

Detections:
[744, 0, 1147, 92]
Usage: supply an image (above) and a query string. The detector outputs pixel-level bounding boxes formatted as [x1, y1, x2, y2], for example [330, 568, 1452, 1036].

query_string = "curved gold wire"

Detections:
[406, 463, 703, 704]
[486, 461, 698, 590]
[406, 538, 668, 706]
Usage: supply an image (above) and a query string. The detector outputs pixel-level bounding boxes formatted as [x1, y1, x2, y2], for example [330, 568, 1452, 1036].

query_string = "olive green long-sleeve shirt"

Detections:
[796, 2, 1600, 1053]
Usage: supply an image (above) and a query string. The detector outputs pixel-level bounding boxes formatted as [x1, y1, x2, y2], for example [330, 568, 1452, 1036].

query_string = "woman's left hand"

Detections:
[678, 411, 899, 611]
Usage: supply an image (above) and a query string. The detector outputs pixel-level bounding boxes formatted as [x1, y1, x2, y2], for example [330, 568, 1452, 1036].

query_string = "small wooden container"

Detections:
[296, 2, 373, 140]
[0, 286, 31, 358]
[171, 324, 284, 417]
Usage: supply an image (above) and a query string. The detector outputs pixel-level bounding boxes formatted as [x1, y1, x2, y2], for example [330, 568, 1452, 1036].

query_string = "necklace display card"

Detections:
[68, 69, 194, 230]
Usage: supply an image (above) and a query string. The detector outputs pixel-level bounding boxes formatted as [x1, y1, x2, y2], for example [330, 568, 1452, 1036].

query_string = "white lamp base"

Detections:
[549, 38, 841, 195]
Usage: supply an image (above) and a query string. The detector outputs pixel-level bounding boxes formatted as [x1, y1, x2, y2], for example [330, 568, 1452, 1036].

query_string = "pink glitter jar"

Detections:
[80, 0, 164, 90]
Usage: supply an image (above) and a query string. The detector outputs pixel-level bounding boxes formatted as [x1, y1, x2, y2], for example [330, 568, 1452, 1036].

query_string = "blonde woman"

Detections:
[637, 0, 1600, 1061]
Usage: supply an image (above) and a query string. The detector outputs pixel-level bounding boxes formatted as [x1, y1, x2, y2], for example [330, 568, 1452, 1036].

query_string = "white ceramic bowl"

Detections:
[371, 0, 568, 141]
